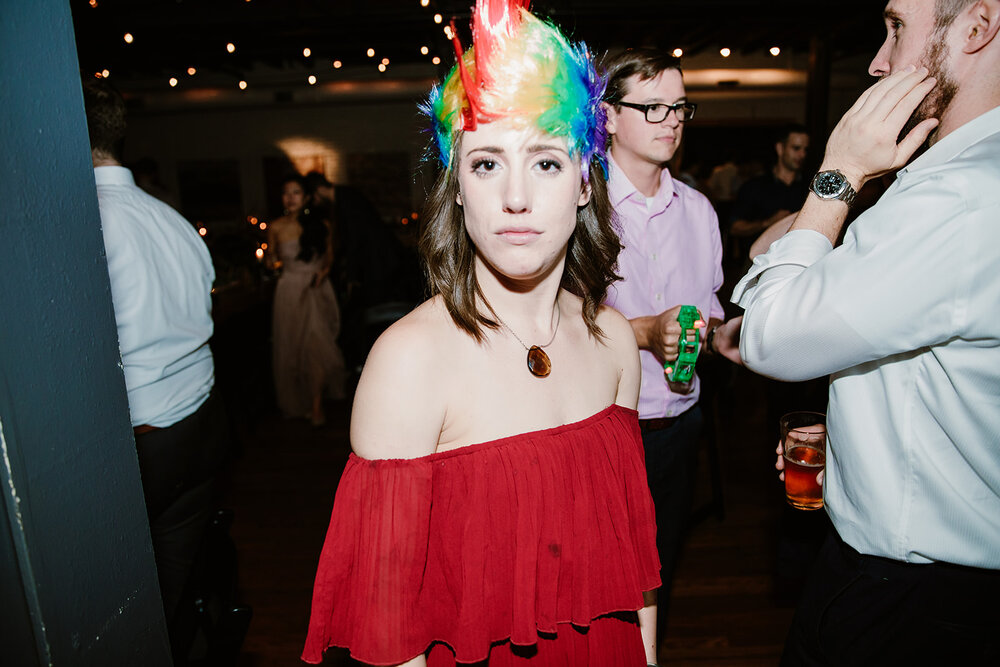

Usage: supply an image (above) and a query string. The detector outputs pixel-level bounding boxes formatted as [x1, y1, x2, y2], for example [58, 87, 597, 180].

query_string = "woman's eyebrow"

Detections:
[526, 143, 568, 154]
[465, 145, 504, 156]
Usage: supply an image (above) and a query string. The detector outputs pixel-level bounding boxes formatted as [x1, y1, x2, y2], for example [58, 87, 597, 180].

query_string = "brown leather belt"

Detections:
[133, 424, 161, 436]
[638, 416, 680, 432]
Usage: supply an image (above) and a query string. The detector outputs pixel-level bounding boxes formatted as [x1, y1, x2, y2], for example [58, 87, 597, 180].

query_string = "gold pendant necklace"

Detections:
[493, 305, 560, 378]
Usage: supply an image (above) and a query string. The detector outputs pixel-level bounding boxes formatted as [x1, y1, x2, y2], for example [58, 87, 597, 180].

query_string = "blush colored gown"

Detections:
[302, 404, 660, 665]
[272, 238, 346, 417]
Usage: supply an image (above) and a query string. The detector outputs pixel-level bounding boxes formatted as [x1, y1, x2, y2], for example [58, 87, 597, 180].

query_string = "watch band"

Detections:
[706, 325, 718, 355]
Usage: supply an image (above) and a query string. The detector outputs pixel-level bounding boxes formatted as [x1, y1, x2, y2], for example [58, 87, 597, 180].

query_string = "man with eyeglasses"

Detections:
[601, 48, 743, 644]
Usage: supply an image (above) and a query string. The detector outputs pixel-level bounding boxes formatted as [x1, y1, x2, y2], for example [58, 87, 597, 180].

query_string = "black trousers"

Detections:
[782, 531, 1000, 666]
[134, 389, 230, 625]
[640, 404, 703, 634]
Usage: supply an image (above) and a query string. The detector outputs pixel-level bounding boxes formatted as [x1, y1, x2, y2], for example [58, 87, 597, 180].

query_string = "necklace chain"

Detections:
[493, 304, 561, 351]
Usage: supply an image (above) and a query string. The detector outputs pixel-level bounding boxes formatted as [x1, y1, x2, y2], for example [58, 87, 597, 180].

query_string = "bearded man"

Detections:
[731, 0, 1000, 664]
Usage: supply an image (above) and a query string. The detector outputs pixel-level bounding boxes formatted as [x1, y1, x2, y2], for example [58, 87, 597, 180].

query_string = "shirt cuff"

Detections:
[730, 229, 832, 307]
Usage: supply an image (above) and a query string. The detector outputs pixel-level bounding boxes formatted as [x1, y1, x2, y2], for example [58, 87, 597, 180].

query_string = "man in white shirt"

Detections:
[84, 80, 229, 650]
[732, 1, 1000, 663]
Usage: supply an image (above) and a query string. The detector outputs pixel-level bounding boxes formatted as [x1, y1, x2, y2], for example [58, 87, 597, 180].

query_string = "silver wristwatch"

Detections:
[810, 169, 857, 206]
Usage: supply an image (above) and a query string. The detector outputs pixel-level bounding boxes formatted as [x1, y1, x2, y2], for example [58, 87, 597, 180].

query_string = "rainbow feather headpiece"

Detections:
[423, 0, 607, 179]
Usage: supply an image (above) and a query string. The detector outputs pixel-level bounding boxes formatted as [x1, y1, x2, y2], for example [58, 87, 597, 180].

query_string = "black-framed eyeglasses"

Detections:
[614, 100, 698, 123]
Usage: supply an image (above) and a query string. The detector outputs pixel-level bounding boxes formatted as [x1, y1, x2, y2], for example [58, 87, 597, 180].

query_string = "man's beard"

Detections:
[898, 36, 959, 142]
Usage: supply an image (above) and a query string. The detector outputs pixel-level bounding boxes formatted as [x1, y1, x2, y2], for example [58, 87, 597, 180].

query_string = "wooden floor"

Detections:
[218, 355, 825, 666]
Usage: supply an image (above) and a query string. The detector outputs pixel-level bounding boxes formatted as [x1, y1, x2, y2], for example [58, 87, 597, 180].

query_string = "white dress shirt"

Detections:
[732, 106, 1000, 568]
[96, 166, 215, 428]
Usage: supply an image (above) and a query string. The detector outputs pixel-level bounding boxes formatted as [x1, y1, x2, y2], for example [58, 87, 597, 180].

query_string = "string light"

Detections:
[432, 56, 441, 65]
[123, 32, 134, 44]
[89, 0, 97, 7]
[226, 42, 236, 53]
[378, 63, 386, 72]
[187, 67, 197, 75]
[770, 46, 781, 56]
[366, 48, 375, 57]
[238, 80, 248, 90]
[198, 227, 208, 237]
[101, 68, 110, 78]
[672, 48, 683, 58]
[381, 57, 389, 65]
[255, 248, 265, 259]
[169, 77, 178, 87]
[443, 25, 453, 39]
[420, 0, 429, 6]
[433, 13, 442, 23]
[333, 60, 342, 68]
[720, 47, 731, 57]
[308, 75, 317, 84]
[303, 47, 311, 57]
[420, 45, 429, 55]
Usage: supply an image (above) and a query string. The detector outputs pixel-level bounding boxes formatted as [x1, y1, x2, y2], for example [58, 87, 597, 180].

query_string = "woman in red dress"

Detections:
[303, 2, 660, 664]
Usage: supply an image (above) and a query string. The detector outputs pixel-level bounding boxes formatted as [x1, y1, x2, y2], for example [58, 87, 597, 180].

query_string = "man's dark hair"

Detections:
[303, 171, 333, 193]
[776, 123, 809, 145]
[601, 48, 683, 105]
[419, 136, 621, 342]
[82, 78, 126, 161]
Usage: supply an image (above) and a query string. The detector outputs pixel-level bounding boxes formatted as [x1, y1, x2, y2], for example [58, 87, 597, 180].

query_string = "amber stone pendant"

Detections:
[526, 345, 551, 378]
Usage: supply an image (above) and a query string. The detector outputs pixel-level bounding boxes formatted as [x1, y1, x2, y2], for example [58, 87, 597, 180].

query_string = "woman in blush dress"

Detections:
[267, 175, 346, 426]
[302, 1, 660, 665]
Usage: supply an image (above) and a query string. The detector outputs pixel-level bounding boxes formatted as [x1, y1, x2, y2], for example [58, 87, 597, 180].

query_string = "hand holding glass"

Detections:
[779, 411, 826, 510]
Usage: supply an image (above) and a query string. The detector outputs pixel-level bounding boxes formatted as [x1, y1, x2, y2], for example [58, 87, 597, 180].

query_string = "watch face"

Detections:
[814, 171, 846, 198]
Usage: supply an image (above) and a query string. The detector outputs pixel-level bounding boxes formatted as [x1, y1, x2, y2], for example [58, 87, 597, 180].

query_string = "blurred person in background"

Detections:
[266, 174, 346, 426]
[84, 78, 230, 661]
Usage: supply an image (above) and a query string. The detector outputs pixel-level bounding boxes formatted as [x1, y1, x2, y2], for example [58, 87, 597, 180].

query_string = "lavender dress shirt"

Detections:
[604, 157, 725, 420]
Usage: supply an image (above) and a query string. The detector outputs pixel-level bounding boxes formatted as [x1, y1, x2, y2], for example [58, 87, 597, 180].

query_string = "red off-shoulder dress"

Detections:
[302, 404, 660, 665]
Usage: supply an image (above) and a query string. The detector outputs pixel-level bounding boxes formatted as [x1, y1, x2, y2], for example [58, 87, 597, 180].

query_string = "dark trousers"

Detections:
[134, 390, 230, 625]
[640, 404, 703, 633]
[782, 531, 1000, 666]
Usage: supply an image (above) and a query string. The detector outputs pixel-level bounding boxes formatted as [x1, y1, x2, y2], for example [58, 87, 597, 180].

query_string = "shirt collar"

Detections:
[607, 154, 676, 214]
[93, 164, 136, 186]
[901, 105, 1000, 175]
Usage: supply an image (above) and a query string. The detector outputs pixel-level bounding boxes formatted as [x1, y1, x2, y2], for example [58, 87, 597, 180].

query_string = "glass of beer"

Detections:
[780, 411, 826, 510]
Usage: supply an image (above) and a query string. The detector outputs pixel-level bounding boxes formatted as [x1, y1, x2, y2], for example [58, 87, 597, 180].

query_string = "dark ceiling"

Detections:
[72, 0, 889, 93]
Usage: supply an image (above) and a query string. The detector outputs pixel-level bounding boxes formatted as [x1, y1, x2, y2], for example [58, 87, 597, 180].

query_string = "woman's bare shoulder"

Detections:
[350, 297, 454, 460]
[596, 304, 641, 408]
[595, 303, 636, 346]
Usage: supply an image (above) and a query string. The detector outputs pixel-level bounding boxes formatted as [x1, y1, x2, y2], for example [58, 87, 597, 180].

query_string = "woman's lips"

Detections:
[498, 228, 541, 244]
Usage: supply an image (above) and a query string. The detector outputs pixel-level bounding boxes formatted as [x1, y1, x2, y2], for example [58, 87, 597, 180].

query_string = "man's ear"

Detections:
[774, 141, 784, 159]
[578, 178, 592, 207]
[962, 0, 1000, 54]
[601, 101, 617, 136]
